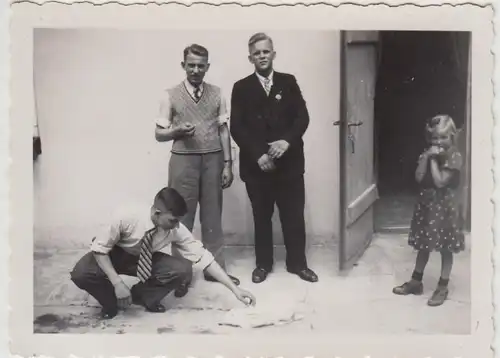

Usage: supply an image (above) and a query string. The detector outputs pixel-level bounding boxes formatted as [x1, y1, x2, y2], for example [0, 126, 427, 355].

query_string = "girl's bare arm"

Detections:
[415, 152, 429, 183]
[429, 158, 454, 188]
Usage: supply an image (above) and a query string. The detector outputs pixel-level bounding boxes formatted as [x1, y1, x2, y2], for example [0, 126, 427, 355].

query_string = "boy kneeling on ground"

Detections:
[70, 187, 255, 319]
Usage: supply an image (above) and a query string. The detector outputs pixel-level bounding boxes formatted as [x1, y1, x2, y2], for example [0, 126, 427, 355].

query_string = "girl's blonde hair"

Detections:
[425, 114, 458, 145]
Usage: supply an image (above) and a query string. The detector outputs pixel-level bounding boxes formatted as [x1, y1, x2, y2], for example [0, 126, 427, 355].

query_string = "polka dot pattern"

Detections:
[408, 148, 465, 253]
[442, 150, 463, 171]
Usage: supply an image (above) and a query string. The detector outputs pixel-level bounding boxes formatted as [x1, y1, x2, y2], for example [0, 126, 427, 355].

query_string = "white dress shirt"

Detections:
[255, 70, 274, 95]
[183, 79, 204, 100]
[90, 205, 215, 272]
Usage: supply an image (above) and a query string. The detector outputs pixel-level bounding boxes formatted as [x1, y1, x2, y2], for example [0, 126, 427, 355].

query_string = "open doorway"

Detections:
[374, 31, 471, 233]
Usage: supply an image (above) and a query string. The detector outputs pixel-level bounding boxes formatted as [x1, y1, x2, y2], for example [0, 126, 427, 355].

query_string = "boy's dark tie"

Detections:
[137, 230, 155, 282]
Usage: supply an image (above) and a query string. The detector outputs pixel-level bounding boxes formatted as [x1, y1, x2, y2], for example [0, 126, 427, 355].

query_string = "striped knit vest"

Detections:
[167, 82, 222, 154]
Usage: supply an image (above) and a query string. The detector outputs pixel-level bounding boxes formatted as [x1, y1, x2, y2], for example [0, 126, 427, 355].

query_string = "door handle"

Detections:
[348, 121, 363, 127]
[332, 121, 364, 126]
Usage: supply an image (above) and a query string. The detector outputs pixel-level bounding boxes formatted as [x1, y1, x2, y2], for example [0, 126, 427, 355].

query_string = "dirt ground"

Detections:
[33, 233, 471, 335]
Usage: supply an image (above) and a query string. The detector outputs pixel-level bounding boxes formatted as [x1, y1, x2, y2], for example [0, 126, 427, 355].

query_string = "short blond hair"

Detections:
[248, 32, 274, 50]
[425, 114, 458, 144]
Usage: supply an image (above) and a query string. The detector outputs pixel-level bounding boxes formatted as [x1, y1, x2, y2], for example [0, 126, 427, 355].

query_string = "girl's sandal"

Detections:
[392, 280, 424, 295]
[427, 287, 449, 306]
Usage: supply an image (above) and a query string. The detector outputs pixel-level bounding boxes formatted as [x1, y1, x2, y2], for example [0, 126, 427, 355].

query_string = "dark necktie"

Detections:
[194, 86, 201, 101]
[137, 230, 155, 282]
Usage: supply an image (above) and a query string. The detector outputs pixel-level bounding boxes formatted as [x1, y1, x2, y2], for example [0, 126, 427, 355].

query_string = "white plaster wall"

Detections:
[33, 29, 340, 249]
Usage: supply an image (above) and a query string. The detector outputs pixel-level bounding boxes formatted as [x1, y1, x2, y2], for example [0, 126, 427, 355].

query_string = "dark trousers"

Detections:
[70, 246, 192, 311]
[244, 174, 307, 271]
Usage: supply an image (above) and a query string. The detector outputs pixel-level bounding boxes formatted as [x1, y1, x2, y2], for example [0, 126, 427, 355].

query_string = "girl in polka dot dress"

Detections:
[393, 114, 465, 306]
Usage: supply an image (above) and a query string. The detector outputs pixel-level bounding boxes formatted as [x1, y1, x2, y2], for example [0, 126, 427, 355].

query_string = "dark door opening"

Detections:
[374, 31, 471, 233]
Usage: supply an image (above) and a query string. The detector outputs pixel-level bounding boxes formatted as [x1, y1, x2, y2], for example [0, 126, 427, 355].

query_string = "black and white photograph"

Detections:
[30, 27, 473, 333]
[8, 3, 494, 357]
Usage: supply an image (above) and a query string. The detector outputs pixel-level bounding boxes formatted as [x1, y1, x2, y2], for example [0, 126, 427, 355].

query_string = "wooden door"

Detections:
[338, 31, 380, 271]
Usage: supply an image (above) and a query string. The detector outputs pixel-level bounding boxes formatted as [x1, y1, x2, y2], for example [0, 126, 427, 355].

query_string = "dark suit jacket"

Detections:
[230, 71, 310, 182]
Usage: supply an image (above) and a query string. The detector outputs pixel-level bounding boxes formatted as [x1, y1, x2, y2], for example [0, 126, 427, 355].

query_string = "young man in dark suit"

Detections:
[230, 33, 318, 284]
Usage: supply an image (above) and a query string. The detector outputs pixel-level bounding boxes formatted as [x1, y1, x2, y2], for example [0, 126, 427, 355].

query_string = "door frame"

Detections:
[338, 31, 380, 271]
[338, 30, 348, 271]
[463, 32, 472, 231]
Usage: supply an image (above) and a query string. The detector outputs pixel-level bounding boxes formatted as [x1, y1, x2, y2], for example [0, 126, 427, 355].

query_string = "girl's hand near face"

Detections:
[418, 152, 428, 164]
[427, 146, 442, 157]
[418, 148, 434, 163]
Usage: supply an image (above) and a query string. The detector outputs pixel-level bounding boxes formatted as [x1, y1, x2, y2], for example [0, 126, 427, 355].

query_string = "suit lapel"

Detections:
[268, 71, 281, 99]
[246, 72, 283, 126]
[250, 74, 269, 99]
[248, 72, 283, 102]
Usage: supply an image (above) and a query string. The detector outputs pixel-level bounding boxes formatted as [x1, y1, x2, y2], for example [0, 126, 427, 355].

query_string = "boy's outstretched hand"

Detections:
[234, 287, 256, 306]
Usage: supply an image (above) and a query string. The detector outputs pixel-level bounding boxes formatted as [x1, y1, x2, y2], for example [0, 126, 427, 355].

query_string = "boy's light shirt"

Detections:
[255, 70, 274, 92]
[155, 80, 229, 129]
[89, 205, 215, 272]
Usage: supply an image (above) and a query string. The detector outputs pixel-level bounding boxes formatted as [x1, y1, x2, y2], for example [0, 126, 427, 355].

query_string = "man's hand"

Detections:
[268, 140, 290, 160]
[257, 154, 276, 172]
[234, 287, 256, 306]
[113, 280, 132, 309]
[174, 123, 196, 138]
[221, 163, 234, 189]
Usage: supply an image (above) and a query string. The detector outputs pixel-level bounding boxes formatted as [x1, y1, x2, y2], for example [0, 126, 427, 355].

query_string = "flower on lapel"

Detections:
[275, 91, 283, 101]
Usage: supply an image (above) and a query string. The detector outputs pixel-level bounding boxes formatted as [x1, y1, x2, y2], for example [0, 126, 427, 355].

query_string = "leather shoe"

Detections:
[287, 267, 318, 282]
[145, 303, 167, 313]
[132, 293, 167, 313]
[174, 282, 189, 298]
[205, 274, 240, 286]
[252, 267, 270, 283]
[100, 307, 118, 319]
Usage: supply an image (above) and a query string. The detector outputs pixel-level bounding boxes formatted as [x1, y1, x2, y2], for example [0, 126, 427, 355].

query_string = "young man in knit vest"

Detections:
[155, 44, 240, 292]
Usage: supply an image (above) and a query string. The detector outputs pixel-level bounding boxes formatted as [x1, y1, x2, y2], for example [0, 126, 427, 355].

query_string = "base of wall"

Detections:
[34, 226, 339, 252]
